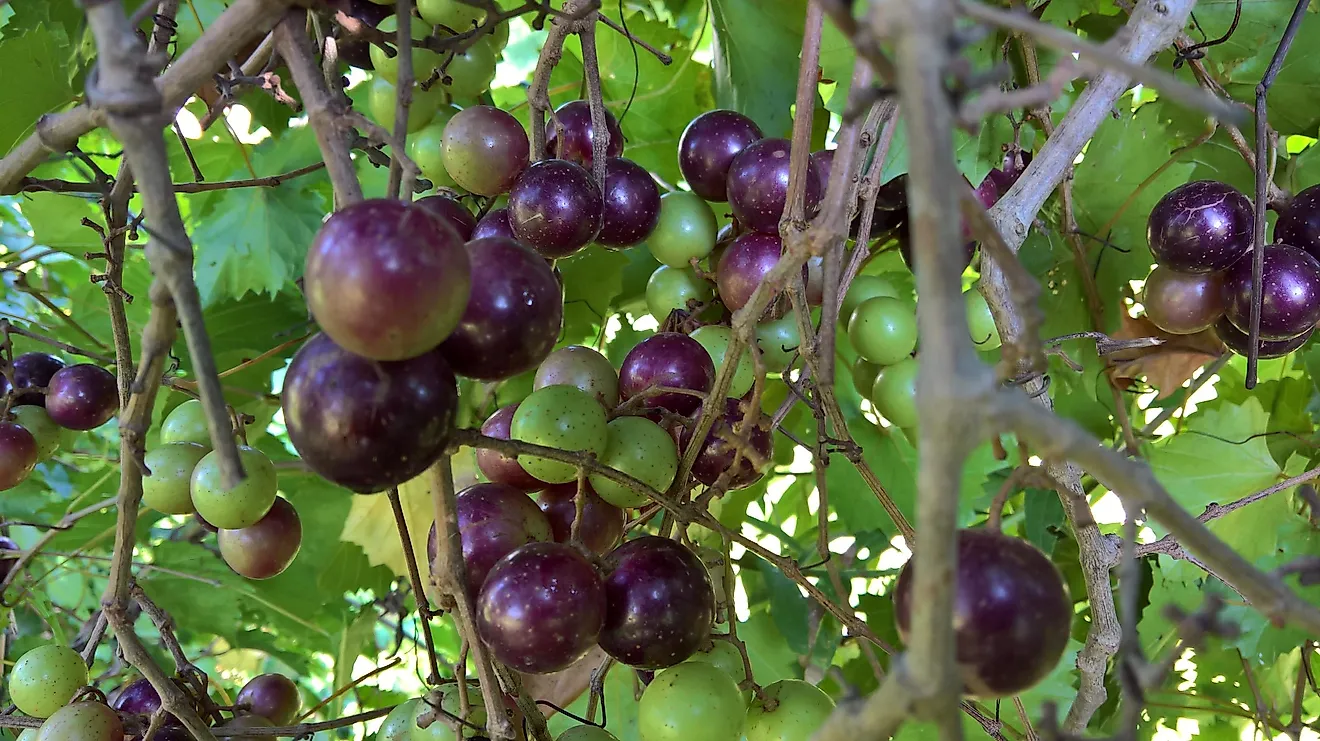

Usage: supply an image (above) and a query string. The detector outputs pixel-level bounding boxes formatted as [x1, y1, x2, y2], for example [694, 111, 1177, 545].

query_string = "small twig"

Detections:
[597, 14, 670, 64]
[388, 488, 444, 684]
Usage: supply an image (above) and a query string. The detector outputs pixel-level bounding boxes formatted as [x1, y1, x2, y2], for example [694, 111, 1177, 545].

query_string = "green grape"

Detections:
[378, 698, 421, 741]
[10, 645, 88, 718]
[366, 76, 445, 134]
[743, 680, 834, 741]
[490, 19, 510, 52]
[840, 275, 902, 325]
[755, 315, 801, 373]
[847, 296, 917, 366]
[407, 106, 463, 188]
[965, 288, 1001, 351]
[35, 702, 122, 741]
[646, 265, 714, 320]
[850, 357, 881, 398]
[18, 729, 37, 741]
[647, 192, 718, 268]
[418, 0, 485, 30]
[190, 446, 278, 529]
[142, 442, 208, 515]
[12, 406, 61, 460]
[871, 357, 919, 429]
[588, 416, 679, 508]
[690, 326, 754, 399]
[639, 662, 744, 741]
[438, 36, 498, 100]
[410, 684, 486, 741]
[557, 728, 619, 741]
[510, 385, 610, 483]
[682, 641, 749, 701]
[160, 399, 211, 449]
[370, 16, 444, 84]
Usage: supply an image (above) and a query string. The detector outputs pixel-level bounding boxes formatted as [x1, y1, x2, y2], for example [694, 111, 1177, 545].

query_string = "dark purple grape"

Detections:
[218, 497, 302, 580]
[439, 238, 563, 381]
[535, 481, 625, 554]
[726, 138, 822, 234]
[45, 364, 117, 430]
[472, 207, 517, 241]
[427, 482, 553, 598]
[0, 535, 18, 583]
[894, 529, 1072, 697]
[282, 333, 458, 493]
[1223, 244, 1320, 340]
[810, 148, 833, 193]
[974, 151, 1031, 208]
[1275, 184, 1320, 261]
[508, 159, 604, 259]
[1214, 316, 1313, 358]
[475, 404, 548, 490]
[0, 422, 37, 490]
[678, 110, 764, 202]
[618, 333, 716, 416]
[236, 674, 301, 725]
[476, 541, 606, 674]
[1147, 180, 1254, 273]
[717, 232, 782, 313]
[416, 195, 477, 241]
[599, 536, 714, 669]
[597, 158, 662, 248]
[1142, 265, 1225, 335]
[112, 678, 180, 727]
[546, 100, 624, 167]
[304, 199, 471, 361]
[682, 398, 771, 490]
[9, 352, 65, 407]
[856, 174, 909, 239]
[334, 0, 392, 69]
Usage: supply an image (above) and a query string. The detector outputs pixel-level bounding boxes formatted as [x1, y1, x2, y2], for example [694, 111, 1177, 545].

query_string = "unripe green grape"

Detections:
[755, 315, 801, 373]
[407, 106, 462, 188]
[411, 685, 485, 741]
[438, 36, 498, 100]
[18, 729, 37, 741]
[35, 702, 123, 741]
[558, 728, 619, 741]
[377, 698, 421, 741]
[190, 446, 278, 529]
[10, 645, 88, 718]
[12, 406, 61, 460]
[366, 76, 446, 134]
[840, 275, 902, 324]
[490, 20, 510, 52]
[370, 16, 444, 84]
[682, 640, 749, 701]
[589, 416, 678, 507]
[847, 296, 917, 366]
[850, 357, 880, 398]
[646, 265, 714, 319]
[418, 0, 485, 30]
[648, 192, 718, 268]
[743, 680, 834, 741]
[871, 357, 919, 429]
[965, 289, 1001, 350]
[142, 442, 209, 515]
[160, 399, 211, 449]
[639, 662, 744, 741]
[510, 385, 610, 483]
[690, 326, 754, 399]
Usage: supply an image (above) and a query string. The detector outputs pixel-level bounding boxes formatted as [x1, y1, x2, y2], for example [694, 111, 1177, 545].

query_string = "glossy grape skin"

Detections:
[370, 16, 442, 83]
[1141, 265, 1226, 335]
[430, 483, 552, 597]
[508, 160, 604, 258]
[142, 443, 208, 514]
[11, 644, 89, 717]
[743, 680, 834, 741]
[1275, 184, 1320, 260]
[533, 346, 620, 409]
[681, 398, 771, 490]
[472, 208, 517, 240]
[848, 297, 918, 366]
[546, 100, 624, 166]
[638, 662, 744, 741]
[416, 195, 477, 241]
[1147, 180, 1253, 273]
[476, 542, 606, 674]
[0, 535, 19, 583]
[1214, 316, 1313, 358]
[408, 108, 462, 189]
[191, 446, 278, 530]
[1223, 244, 1320, 340]
[219, 497, 302, 580]
[436, 35, 498, 99]
[0, 422, 37, 490]
[871, 357, 919, 429]
[10, 353, 65, 407]
[840, 275, 901, 325]
[334, 0, 391, 69]
[689, 326, 754, 399]
[418, 0, 484, 29]
[35, 702, 124, 741]
[440, 238, 563, 381]
[683, 640, 749, 691]
[364, 75, 445, 134]
[755, 314, 802, 373]
[716, 232, 782, 313]
[160, 399, 211, 448]
[510, 385, 611, 483]
[894, 529, 1072, 697]
[598, 158, 662, 248]
[851, 357, 881, 398]
[599, 536, 714, 669]
[618, 333, 716, 416]
[12, 406, 62, 465]
[235, 674, 301, 725]
[45, 364, 117, 430]
[646, 266, 715, 321]
[858, 175, 909, 240]
[442, 106, 530, 196]
[377, 698, 422, 741]
[305, 199, 471, 361]
[589, 416, 679, 508]
[678, 110, 763, 202]
[535, 482, 624, 553]
[727, 138, 821, 234]
[809, 149, 833, 193]
[965, 289, 1002, 350]
[476, 404, 548, 490]
[648, 192, 719, 268]
[282, 333, 458, 493]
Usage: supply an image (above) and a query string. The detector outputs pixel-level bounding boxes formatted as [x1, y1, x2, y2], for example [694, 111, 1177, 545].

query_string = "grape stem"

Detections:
[387, 487, 445, 685]
[387, 0, 416, 201]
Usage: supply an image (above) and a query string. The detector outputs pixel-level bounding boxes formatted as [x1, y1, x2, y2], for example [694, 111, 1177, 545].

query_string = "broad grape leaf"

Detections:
[0, 25, 75, 157]
[708, 0, 809, 137]
[1222, 13, 1320, 134]
[1147, 396, 1281, 515]
[1109, 312, 1222, 398]
[19, 192, 105, 254]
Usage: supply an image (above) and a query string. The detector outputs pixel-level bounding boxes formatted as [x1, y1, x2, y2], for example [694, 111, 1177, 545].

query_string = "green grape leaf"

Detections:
[0, 25, 75, 157]
[1147, 397, 1281, 516]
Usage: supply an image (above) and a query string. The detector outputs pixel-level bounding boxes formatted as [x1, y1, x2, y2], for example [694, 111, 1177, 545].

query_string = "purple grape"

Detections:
[597, 158, 662, 248]
[1274, 184, 1320, 261]
[717, 232, 783, 313]
[682, 398, 771, 490]
[535, 481, 625, 554]
[336, 0, 392, 69]
[443, 106, 531, 196]
[475, 404, 548, 491]
[219, 497, 303, 580]
[426, 482, 553, 598]
[9, 352, 65, 407]
[282, 333, 457, 493]
[599, 536, 714, 669]
[0, 536, 18, 583]
[0, 422, 37, 490]
[1141, 265, 1225, 335]
[726, 138, 822, 235]
[678, 110, 763, 202]
[236, 673, 301, 725]
[1214, 316, 1313, 358]
[416, 195, 477, 241]
[476, 541, 605, 674]
[546, 100, 625, 167]
[45, 364, 118, 430]
[858, 174, 909, 239]
[1223, 244, 1320, 340]
[112, 678, 180, 727]
[1147, 180, 1253, 273]
[439, 238, 563, 381]
[810, 149, 833, 193]
[974, 151, 1031, 208]
[472, 207, 517, 241]
[618, 333, 716, 416]
[508, 159, 604, 259]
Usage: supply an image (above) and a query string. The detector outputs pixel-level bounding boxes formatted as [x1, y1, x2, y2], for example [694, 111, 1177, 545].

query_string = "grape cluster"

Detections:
[1142, 180, 1320, 359]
